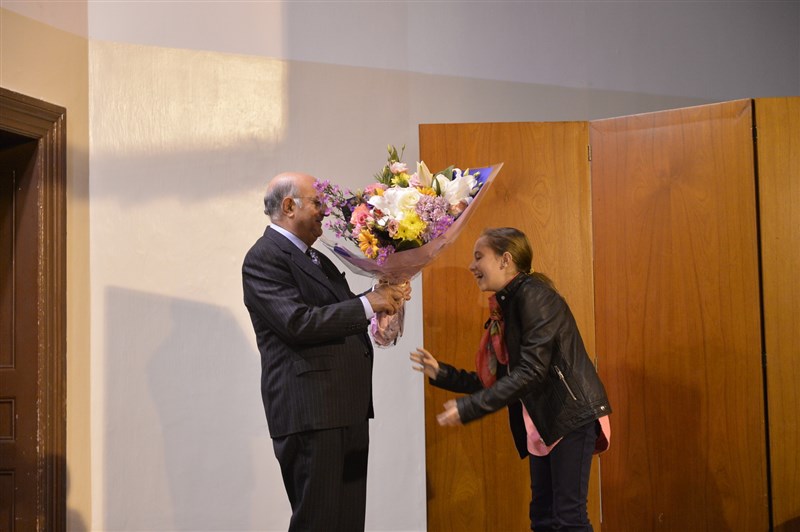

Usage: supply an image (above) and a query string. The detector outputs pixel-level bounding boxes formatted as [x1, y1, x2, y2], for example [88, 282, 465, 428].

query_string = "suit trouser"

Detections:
[273, 421, 369, 532]
[528, 420, 599, 532]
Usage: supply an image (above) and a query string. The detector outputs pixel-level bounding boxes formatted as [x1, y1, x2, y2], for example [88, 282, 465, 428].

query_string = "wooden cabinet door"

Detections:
[755, 97, 800, 532]
[419, 121, 597, 531]
[590, 100, 768, 531]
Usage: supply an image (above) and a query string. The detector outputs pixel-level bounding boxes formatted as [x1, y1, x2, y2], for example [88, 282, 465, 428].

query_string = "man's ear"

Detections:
[281, 196, 296, 217]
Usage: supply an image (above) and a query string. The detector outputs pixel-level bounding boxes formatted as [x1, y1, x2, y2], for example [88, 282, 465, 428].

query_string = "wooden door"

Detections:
[0, 88, 67, 531]
[420, 121, 599, 531]
[0, 136, 41, 531]
[755, 97, 800, 532]
[590, 100, 768, 530]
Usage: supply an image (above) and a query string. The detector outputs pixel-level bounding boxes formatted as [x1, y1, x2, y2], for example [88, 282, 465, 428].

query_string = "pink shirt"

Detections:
[522, 403, 611, 457]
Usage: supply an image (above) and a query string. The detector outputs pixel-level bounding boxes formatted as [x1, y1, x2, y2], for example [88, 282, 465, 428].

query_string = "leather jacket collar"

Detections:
[495, 272, 528, 308]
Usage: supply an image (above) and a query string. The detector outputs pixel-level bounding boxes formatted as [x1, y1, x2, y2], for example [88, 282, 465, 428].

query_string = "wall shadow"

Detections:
[102, 286, 274, 530]
[62, 454, 89, 531]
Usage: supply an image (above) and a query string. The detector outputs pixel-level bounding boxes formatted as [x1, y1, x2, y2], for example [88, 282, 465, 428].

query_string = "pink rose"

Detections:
[350, 203, 372, 228]
[389, 162, 408, 175]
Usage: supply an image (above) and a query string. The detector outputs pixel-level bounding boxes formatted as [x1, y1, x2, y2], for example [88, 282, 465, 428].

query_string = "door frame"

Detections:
[1, 87, 67, 529]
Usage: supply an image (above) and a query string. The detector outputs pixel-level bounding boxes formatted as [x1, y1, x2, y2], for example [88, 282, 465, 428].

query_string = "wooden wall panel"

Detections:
[755, 97, 800, 531]
[590, 100, 768, 531]
[419, 122, 598, 530]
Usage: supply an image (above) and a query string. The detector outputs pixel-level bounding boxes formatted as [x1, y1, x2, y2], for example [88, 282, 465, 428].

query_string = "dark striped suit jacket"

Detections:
[242, 226, 374, 438]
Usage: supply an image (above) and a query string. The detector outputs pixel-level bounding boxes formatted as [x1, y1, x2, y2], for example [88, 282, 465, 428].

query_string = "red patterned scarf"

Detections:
[475, 294, 509, 387]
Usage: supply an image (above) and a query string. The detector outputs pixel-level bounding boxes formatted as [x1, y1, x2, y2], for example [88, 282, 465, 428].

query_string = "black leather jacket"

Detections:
[431, 273, 611, 456]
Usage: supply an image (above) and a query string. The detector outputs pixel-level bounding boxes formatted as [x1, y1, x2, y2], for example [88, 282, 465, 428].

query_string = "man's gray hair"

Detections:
[264, 180, 300, 219]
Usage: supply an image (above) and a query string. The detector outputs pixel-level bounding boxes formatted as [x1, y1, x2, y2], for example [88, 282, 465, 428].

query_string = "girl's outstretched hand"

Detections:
[436, 399, 462, 426]
[409, 347, 440, 380]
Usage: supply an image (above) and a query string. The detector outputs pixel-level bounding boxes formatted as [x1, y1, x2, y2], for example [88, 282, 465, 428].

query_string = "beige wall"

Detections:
[0, 7, 92, 531]
[87, 41, 431, 530]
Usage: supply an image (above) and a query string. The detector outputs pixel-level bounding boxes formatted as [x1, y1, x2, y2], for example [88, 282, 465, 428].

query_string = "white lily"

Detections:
[435, 169, 478, 206]
[414, 161, 434, 188]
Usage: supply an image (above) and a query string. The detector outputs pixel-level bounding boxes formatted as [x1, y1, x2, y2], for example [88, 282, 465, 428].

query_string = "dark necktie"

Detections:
[307, 247, 349, 300]
[306, 247, 322, 267]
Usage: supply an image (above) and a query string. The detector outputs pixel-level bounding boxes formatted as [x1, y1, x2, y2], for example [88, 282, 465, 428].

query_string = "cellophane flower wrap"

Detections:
[315, 145, 503, 346]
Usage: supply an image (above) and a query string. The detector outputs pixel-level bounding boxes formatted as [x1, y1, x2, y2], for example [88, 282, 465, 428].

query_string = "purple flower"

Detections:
[375, 245, 396, 266]
[415, 194, 453, 242]
[428, 215, 454, 241]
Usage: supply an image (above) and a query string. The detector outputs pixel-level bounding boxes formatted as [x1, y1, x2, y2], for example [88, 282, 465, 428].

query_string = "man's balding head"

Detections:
[262, 172, 325, 246]
[263, 172, 315, 219]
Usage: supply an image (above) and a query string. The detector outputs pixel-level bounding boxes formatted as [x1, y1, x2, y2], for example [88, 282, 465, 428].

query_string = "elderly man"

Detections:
[242, 172, 409, 531]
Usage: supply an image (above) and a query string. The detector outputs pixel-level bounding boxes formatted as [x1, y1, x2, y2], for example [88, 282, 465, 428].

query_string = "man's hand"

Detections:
[366, 283, 408, 315]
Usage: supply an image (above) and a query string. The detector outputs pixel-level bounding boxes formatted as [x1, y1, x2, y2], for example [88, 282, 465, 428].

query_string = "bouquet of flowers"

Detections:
[316, 145, 503, 345]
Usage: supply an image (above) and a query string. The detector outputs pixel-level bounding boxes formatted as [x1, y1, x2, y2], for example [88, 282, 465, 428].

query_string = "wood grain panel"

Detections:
[0, 471, 13, 531]
[590, 100, 768, 531]
[755, 97, 800, 532]
[419, 122, 597, 531]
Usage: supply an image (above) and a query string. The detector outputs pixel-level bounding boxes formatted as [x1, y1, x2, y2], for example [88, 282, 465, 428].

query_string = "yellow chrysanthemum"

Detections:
[418, 186, 437, 196]
[357, 230, 379, 258]
[391, 172, 410, 187]
[395, 211, 425, 242]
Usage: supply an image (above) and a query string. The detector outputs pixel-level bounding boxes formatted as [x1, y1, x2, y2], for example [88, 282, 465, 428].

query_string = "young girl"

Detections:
[411, 227, 611, 531]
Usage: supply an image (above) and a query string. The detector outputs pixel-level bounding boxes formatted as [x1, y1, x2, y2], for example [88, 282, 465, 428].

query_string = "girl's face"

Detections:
[469, 237, 515, 292]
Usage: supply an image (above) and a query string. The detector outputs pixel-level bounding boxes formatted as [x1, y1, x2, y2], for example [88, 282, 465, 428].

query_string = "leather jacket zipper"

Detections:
[554, 365, 578, 400]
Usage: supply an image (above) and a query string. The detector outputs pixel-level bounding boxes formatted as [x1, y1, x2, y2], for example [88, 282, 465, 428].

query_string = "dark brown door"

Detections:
[591, 100, 768, 530]
[0, 88, 67, 531]
[0, 134, 41, 532]
[0, 135, 39, 530]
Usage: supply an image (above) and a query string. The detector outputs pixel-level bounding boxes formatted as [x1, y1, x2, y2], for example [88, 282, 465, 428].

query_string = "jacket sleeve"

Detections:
[429, 362, 485, 394]
[456, 284, 564, 423]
